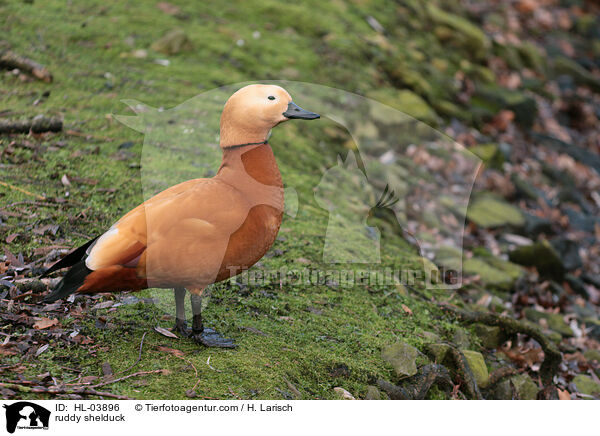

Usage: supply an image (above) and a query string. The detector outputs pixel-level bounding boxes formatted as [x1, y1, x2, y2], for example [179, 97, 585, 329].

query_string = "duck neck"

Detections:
[217, 143, 283, 194]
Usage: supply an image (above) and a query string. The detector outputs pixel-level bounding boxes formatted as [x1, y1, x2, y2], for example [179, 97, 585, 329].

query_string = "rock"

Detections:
[461, 350, 489, 388]
[564, 274, 588, 297]
[453, 328, 471, 349]
[426, 4, 490, 60]
[469, 143, 504, 169]
[473, 324, 505, 349]
[333, 387, 356, 400]
[381, 342, 418, 377]
[524, 309, 573, 337]
[463, 256, 523, 290]
[509, 240, 564, 278]
[490, 379, 514, 400]
[511, 174, 540, 201]
[151, 29, 192, 55]
[522, 213, 553, 237]
[365, 385, 385, 400]
[511, 374, 539, 400]
[467, 194, 525, 228]
[425, 343, 451, 362]
[550, 237, 583, 271]
[474, 84, 538, 128]
[554, 56, 600, 92]
[532, 133, 600, 174]
[573, 375, 600, 397]
[563, 208, 600, 233]
[368, 88, 440, 125]
[583, 349, 600, 363]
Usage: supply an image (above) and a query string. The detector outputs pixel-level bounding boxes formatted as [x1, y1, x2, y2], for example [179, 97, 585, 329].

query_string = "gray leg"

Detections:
[190, 293, 236, 348]
[173, 287, 190, 336]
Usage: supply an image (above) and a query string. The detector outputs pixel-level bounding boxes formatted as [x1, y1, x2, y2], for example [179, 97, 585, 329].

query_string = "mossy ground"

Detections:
[0, 0, 474, 399]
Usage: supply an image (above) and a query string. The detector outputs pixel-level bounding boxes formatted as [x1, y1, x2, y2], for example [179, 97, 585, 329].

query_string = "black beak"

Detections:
[283, 102, 320, 120]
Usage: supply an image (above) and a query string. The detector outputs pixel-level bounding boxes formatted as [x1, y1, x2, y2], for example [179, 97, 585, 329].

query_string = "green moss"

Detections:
[467, 195, 525, 228]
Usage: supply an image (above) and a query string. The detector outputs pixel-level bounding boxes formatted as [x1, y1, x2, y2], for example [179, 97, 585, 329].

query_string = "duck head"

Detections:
[220, 84, 319, 148]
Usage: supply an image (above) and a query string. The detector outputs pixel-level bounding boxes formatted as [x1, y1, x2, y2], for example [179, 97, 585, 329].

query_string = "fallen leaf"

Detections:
[154, 326, 178, 339]
[33, 317, 59, 330]
[61, 174, 71, 187]
[401, 304, 413, 315]
[157, 346, 184, 357]
[35, 344, 49, 356]
[557, 389, 571, 400]
[5, 233, 19, 243]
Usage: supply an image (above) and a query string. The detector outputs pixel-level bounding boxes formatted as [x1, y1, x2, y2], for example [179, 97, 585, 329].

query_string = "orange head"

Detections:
[220, 84, 319, 148]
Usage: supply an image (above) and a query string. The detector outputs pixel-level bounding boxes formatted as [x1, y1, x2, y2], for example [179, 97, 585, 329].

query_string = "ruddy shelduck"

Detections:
[42, 84, 319, 347]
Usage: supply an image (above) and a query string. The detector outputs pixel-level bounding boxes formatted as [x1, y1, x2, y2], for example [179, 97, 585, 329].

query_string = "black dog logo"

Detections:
[3, 402, 50, 433]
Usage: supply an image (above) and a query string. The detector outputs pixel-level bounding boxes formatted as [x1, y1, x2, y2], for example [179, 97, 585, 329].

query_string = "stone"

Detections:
[467, 195, 525, 228]
[573, 375, 600, 397]
[453, 328, 471, 349]
[511, 374, 539, 400]
[490, 379, 514, 400]
[333, 387, 356, 400]
[523, 213, 553, 237]
[381, 342, 418, 377]
[151, 29, 193, 55]
[554, 56, 600, 92]
[463, 258, 520, 289]
[426, 4, 490, 60]
[474, 323, 505, 349]
[425, 343, 451, 362]
[509, 240, 564, 278]
[368, 88, 440, 125]
[550, 237, 583, 271]
[365, 385, 385, 400]
[474, 84, 538, 128]
[461, 350, 489, 388]
[469, 143, 504, 169]
[524, 309, 573, 337]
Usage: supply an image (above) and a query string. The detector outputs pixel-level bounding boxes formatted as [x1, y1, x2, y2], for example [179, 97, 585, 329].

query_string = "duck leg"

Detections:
[190, 291, 236, 348]
[173, 287, 190, 336]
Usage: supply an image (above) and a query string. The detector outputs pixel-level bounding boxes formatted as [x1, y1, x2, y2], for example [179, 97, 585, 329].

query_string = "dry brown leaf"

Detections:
[33, 317, 58, 330]
[156, 346, 184, 357]
[154, 326, 178, 339]
[401, 304, 413, 315]
[557, 389, 571, 400]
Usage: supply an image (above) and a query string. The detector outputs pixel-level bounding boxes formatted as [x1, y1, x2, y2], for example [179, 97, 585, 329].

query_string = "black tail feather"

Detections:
[40, 237, 98, 279]
[42, 261, 92, 303]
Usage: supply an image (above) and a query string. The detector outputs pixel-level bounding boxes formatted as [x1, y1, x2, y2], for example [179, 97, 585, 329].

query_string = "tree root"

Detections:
[0, 50, 52, 82]
[438, 303, 561, 399]
[377, 364, 453, 400]
[0, 116, 62, 134]
[446, 347, 483, 399]
[0, 382, 131, 400]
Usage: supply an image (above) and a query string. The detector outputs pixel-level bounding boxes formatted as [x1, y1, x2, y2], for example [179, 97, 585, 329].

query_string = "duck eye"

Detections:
[268, 96, 276, 101]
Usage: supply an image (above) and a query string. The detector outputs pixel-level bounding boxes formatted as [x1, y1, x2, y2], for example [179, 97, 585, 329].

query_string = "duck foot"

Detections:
[174, 319, 191, 337]
[192, 328, 237, 348]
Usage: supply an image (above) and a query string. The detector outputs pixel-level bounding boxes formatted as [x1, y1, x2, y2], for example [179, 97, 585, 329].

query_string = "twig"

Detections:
[0, 382, 132, 400]
[228, 387, 242, 399]
[0, 181, 45, 200]
[0, 116, 62, 134]
[117, 332, 147, 375]
[88, 369, 165, 389]
[0, 50, 52, 82]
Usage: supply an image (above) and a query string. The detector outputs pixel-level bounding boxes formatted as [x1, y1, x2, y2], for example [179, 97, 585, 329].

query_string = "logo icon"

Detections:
[3, 402, 50, 434]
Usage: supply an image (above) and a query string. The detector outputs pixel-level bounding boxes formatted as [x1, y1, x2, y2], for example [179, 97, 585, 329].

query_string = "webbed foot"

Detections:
[192, 328, 237, 348]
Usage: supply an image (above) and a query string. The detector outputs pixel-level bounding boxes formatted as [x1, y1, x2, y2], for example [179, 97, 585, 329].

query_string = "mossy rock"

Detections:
[426, 4, 490, 60]
[474, 84, 538, 128]
[368, 88, 440, 125]
[509, 240, 564, 278]
[461, 350, 489, 388]
[469, 143, 504, 169]
[463, 257, 521, 289]
[467, 195, 525, 228]
[524, 309, 573, 337]
[511, 374, 539, 400]
[425, 343, 451, 362]
[381, 342, 419, 378]
[554, 57, 600, 92]
[365, 385, 386, 400]
[573, 375, 600, 397]
[473, 323, 505, 349]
